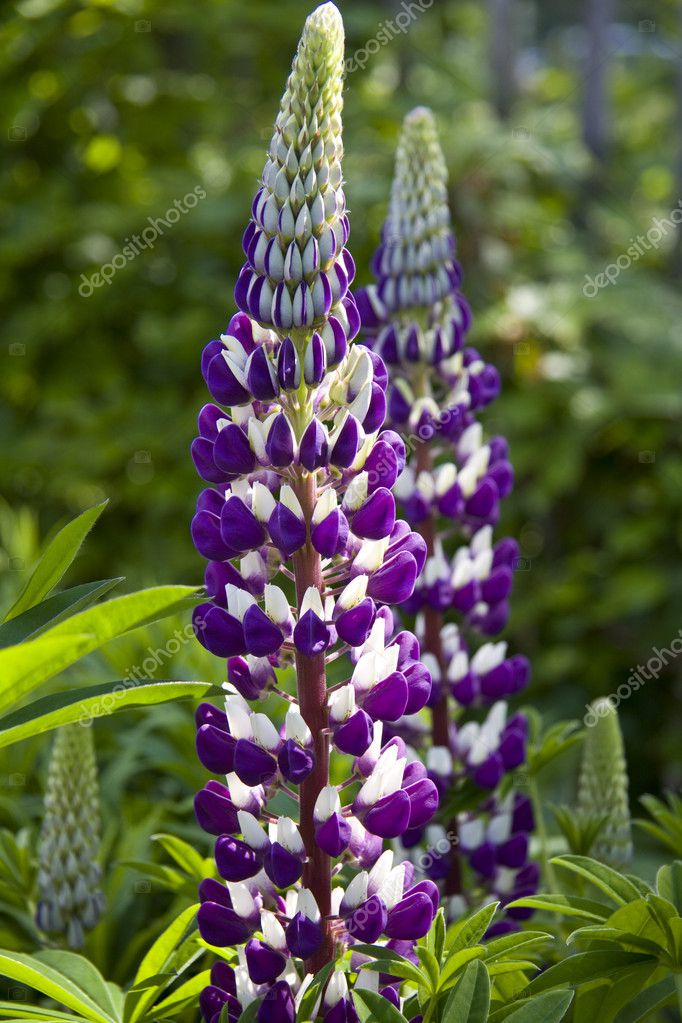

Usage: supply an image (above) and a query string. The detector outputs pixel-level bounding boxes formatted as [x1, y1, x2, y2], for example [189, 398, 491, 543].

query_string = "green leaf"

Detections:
[483, 931, 551, 964]
[0, 951, 117, 1023]
[441, 960, 490, 1022]
[502, 989, 574, 1023]
[612, 975, 676, 1023]
[657, 861, 682, 914]
[0, 585, 200, 716]
[353, 989, 409, 1023]
[4, 503, 108, 621]
[151, 970, 211, 1018]
[506, 894, 609, 923]
[33, 952, 122, 1023]
[0, 579, 122, 649]
[550, 855, 646, 905]
[151, 833, 207, 881]
[0, 1003, 88, 1022]
[296, 961, 336, 1022]
[524, 951, 656, 995]
[352, 945, 426, 988]
[445, 902, 500, 952]
[132, 903, 198, 985]
[438, 946, 485, 991]
[0, 679, 214, 748]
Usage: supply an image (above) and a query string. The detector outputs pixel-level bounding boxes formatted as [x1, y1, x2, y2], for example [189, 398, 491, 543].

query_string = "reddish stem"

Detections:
[292, 470, 335, 972]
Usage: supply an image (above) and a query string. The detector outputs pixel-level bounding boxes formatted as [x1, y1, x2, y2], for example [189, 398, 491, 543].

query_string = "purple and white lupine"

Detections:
[357, 107, 535, 927]
[190, 8, 438, 1020]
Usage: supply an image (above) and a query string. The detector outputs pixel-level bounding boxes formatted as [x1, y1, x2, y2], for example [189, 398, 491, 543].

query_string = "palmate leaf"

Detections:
[150, 969, 211, 1019]
[351, 944, 427, 988]
[441, 960, 490, 1022]
[612, 975, 676, 1023]
[550, 855, 649, 905]
[506, 894, 610, 923]
[492, 989, 574, 1023]
[4, 502, 108, 622]
[445, 901, 499, 953]
[0, 951, 120, 1023]
[0, 579, 122, 649]
[124, 904, 200, 1023]
[0, 679, 215, 748]
[523, 950, 656, 995]
[0, 585, 200, 717]
[353, 989, 409, 1023]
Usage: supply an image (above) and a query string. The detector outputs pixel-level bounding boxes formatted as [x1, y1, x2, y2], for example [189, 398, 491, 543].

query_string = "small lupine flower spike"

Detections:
[578, 698, 632, 868]
[191, 9, 436, 1020]
[35, 725, 105, 949]
[358, 107, 534, 928]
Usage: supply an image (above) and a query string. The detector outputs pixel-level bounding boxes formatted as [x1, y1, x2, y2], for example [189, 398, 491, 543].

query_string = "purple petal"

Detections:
[285, 913, 323, 959]
[194, 781, 240, 835]
[311, 508, 349, 558]
[193, 604, 246, 658]
[215, 834, 263, 882]
[293, 608, 331, 656]
[352, 488, 395, 540]
[233, 738, 278, 787]
[277, 739, 315, 784]
[197, 901, 254, 947]
[263, 842, 303, 889]
[268, 504, 306, 559]
[214, 425, 256, 476]
[242, 603, 284, 657]
[315, 812, 351, 856]
[196, 722, 237, 775]
[245, 939, 286, 985]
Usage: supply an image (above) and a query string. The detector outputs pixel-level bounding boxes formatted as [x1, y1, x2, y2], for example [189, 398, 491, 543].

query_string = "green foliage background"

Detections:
[1, 0, 681, 803]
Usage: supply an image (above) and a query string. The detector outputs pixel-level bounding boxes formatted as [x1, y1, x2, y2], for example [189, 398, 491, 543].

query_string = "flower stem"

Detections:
[528, 773, 557, 893]
[292, 469, 334, 972]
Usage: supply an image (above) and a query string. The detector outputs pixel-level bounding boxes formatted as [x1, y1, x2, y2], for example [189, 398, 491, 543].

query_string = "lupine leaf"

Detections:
[502, 989, 574, 1023]
[482, 931, 552, 963]
[0, 1005, 87, 1022]
[139, 969, 211, 1019]
[125, 905, 199, 1023]
[353, 989, 409, 1023]
[441, 960, 490, 1022]
[352, 945, 426, 987]
[0, 679, 214, 748]
[0, 585, 200, 716]
[612, 975, 676, 1022]
[0, 951, 117, 1023]
[507, 894, 609, 922]
[4, 502, 108, 621]
[524, 950, 656, 994]
[445, 901, 499, 952]
[566, 925, 664, 957]
[151, 834, 208, 881]
[656, 861, 682, 914]
[296, 961, 336, 1021]
[550, 855, 646, 904]
[437, 945, 485, 990]
[0, 579, 122, 649]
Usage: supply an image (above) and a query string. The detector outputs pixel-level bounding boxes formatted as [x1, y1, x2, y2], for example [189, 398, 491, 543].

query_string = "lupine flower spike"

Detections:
[357, 107, 536, 931]
[191, 7, 437, 1019]
[36, 725, 105, 949]
[578, 698, 632, 868]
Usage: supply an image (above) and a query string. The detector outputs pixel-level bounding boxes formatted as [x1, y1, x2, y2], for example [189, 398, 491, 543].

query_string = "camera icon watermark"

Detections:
[8, 343, 26, 356]
[134, 19, 151, 32]
[638, 19, 655, 32]
[638, 450, 656, 464]
[8, 125, 26, 142]
[513, 556, 531, 571]
[512, 126, 530, 141]
[8, 773, 25, 787]
[135, 879, 152, 894]
[8, 557, 25, 571]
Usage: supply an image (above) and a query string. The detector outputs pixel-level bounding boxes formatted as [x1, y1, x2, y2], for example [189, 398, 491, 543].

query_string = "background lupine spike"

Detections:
[35, 725, 105, 949]
[376, 106, 454, 315]
[578, 698, 633, 868]
[358, 107, 535, 934]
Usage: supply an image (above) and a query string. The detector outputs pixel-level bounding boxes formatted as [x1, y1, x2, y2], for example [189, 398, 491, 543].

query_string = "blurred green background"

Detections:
[1, 0, 681, 806]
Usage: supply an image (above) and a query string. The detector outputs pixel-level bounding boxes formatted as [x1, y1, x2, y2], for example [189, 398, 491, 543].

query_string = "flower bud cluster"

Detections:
[35, 725, 105, 948]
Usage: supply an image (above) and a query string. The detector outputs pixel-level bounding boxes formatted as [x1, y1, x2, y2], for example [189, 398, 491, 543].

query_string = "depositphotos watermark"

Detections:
[345, 0, 433, 74]
[582, 200, 682, 297]
[584, 628, 682, 725]
[78, 186, 206, 297]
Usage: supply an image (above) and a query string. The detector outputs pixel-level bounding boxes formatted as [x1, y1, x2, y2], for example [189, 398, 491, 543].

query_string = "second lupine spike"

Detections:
[35, 725, 105, 949]
[358, 106, 536, 930]
[191, 7, 438, 1020]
